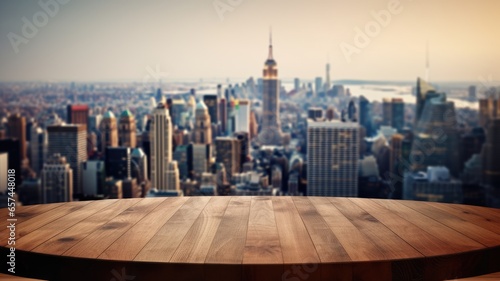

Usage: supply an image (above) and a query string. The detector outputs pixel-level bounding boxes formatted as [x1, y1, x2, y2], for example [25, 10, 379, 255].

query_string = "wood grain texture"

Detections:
[1, 197, 500, 281]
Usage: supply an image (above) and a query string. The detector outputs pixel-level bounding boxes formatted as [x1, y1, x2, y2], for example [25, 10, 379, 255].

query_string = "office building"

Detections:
[30, 126, 47, 175]
[67, 104, 89, 130]
[403, 167, 463, 203]
[82, 160, 105, 196]
[7, 113, 27, 161]
[415, 77, 436, 125]
[308, 107, 323, 121]
[105, 147, 131, 180]
[99, 111, 118, 152]
[131, 148, 148, 184]
[192, 144, 211, 178]
[193, 100, 212, 144]
[203, 95, 219, 125]
[411, 93, 460, 176]
[234, 99, 250, 134]
[482, 118, 500, 188]
[258, 32, 282, 145]
[0, 139, 21, 185]
[307, 120, 360, 197]
[391, 98, 405, 132]
[47, 124, 87, 194]
[215, 137, 241, 181]
[118, 109, 137, 148]
[325, 63, 331, 94]
[165, 161, 181, 193]
[294, 78, 300, 91]
[41, 154, 73, 203]
[382, 98, 392, 126]
[359, 96, 374, 137]
[315, 77, 323, 96]
[150, 102, 177, 191]
[173, 144, 193, 179]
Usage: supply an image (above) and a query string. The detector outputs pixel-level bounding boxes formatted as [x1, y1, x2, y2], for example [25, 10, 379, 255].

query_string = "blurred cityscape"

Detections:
[1, 35, 499, 208]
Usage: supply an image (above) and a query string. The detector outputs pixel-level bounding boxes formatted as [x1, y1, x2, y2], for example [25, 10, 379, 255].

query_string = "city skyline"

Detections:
[1, 0, 500, 82]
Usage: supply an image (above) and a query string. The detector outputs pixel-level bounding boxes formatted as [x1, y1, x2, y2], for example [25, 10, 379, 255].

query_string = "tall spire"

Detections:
[268, 27, 274, 60]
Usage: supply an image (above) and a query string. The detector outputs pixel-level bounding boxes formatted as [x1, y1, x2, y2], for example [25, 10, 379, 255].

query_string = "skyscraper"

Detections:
[391, 98, 405, 132]
[482, 118, 500, 188]
[41, 153, 73, 203]
[411, 93, 460, 176]
[315, 77, 323, 96]
[203, 95, 219, 125]
[193, 100, 212, 144]
[0, 139, 21, 185]
[215, 137, 241, 181]
[7, 113, 27, 161]
[415, 77, 436, 126]
[99, 111, 118, 152]
[67, 104, 89, 130]
[30, 126, 47, 174]
[258, 32, 282, 145]
[307, 120, 360, 197]
[118, 109, 137, 148]
[150, 102, 175, 191]
[234, 99, 250, 134]
[105, 147, 132, 180]
[47, 124, 87, 195]
[325, 63, 331, 94]
[359, 96, 373, 137]
[294, 78, 300, 91]
[382, 98, 392, 126]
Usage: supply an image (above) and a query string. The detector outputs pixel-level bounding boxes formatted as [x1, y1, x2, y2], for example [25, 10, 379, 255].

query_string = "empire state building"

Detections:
[258, 32, 283, 145]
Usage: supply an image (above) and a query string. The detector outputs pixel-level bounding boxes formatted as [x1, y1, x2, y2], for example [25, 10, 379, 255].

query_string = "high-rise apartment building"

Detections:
[307, 120, 360, 197]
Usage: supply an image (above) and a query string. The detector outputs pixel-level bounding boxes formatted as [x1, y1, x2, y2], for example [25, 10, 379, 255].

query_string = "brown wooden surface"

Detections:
[1, 197, 500, 281]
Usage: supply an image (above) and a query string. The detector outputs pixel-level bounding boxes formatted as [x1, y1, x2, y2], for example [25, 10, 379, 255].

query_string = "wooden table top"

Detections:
[1, 197, 500, 281]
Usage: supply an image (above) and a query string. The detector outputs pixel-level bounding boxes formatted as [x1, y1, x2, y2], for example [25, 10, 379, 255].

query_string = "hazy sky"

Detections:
[1, 0, 499, 82]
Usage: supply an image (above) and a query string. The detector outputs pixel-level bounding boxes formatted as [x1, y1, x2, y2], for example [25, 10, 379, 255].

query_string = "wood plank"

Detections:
[170, 197, 230, 263]
[134, 197, 211, 262]
[374, 199, 484, 252]
[272, 197, 320, 264]
[350, 198, 474, 257]
[424, 202, 500, 235]
[308, 197, 387, 262]
[62, 198, 165, 258]
[401, 200, 500, 247]
[205, 196, 251, 264]
[0, 203, 63, 222]
[292, 197, 351, 263]
[330, 197, 423, 260]
[32, 199, 139, 255]
[100, 197, 189, 261]
[242, 196, 283, 264]
[242, 197, 283, 281]
[1, 201, 91, 241]
[15, 200, 116, 251]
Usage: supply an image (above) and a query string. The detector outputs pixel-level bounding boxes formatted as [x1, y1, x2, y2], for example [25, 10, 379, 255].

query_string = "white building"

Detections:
[234, 99, 250, 134]
[150, 102, 177, 191]
[307, 120, 360, 197]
